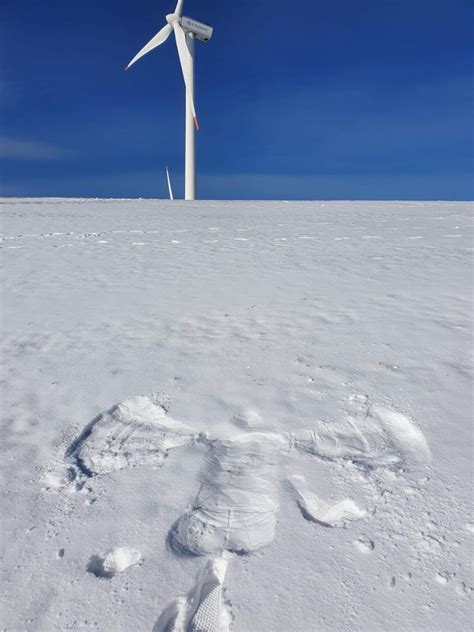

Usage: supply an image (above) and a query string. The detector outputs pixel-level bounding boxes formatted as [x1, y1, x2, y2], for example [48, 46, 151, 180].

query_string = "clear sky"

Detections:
[1, 0, 472, 199]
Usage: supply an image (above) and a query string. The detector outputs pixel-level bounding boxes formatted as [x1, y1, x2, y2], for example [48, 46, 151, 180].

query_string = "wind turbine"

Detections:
[125, 0, 213, 201]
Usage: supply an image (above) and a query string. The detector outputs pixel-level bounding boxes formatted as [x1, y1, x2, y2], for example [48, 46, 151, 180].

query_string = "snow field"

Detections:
[0, 199, 472, 631]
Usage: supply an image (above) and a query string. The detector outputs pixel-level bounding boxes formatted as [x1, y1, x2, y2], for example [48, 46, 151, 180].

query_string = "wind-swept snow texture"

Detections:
[1, 199, 472, 631]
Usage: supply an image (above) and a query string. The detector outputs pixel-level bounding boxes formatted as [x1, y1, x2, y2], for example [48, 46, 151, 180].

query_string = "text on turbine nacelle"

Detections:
[181, 16, 213, 42]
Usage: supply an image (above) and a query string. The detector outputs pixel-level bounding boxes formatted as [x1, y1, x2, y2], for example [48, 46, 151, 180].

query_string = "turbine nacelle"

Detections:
[165, 13, 213, 42]
[180, 17, 213, 42]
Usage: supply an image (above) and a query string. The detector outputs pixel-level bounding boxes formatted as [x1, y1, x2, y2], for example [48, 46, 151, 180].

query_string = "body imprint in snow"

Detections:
[67, 395, 431, 557]
[61, 395, 431, 631]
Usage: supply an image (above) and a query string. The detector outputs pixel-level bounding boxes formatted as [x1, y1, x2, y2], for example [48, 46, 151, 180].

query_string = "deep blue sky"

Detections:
[1, 0, 472, 199]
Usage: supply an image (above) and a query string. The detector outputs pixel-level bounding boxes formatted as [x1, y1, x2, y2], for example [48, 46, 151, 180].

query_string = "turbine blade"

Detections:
[175, 0, 184, 16]
[173, 22, 199, 129]
[166, 165, 174, 200]
[125, 23, 172, 70]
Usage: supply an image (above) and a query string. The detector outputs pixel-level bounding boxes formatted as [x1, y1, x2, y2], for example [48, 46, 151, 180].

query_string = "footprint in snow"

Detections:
[435, 571, 455, 585]
[354, 539, 375, 554]
[154, 556, 229, 632]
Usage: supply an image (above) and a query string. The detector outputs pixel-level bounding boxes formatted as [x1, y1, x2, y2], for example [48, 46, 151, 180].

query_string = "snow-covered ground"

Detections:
[1, 199, 472, 631]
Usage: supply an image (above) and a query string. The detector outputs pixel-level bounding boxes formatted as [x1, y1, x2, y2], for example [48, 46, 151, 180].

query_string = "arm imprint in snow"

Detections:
[66, 395, 430, 555]
[67, 395, 196, 476]
[287, 405, 431, 466]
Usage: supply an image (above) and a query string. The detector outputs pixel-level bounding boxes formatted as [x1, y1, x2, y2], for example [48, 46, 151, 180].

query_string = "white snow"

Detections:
[289, 474, 367, 527]
[0, 198, 472, 631]
[87, 547, 142, 578]
[72, 396, 195, 475]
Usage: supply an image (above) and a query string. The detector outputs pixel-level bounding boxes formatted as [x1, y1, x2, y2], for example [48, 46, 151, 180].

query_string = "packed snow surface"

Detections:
[1, 199, 472, 631]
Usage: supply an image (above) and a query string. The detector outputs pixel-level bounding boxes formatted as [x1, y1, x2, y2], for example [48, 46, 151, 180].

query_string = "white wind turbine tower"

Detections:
[125, 0, 213, 201]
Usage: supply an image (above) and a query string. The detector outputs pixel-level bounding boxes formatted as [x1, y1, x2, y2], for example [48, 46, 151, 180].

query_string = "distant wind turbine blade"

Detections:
[172, 21, 199, 130]
[174, 0, 184, 17]
[166, 166, 174, 200]
[125, 23, 173, 70]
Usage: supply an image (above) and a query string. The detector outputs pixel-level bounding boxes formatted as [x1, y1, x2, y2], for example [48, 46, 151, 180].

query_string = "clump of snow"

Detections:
[87, 547, 141, 578]
[289, 475, 367, 527]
